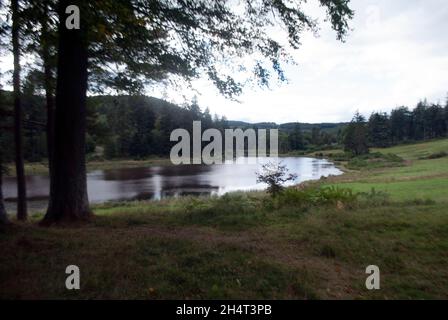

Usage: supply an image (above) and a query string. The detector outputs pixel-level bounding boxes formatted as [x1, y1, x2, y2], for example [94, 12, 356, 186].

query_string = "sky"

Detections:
[1, 0, 448, 124]
[154, 0, 448, 124]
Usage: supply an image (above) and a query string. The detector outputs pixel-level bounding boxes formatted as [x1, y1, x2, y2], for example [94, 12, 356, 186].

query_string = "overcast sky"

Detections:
[158, 0, 448, 124]
[1, 0, 447, 124]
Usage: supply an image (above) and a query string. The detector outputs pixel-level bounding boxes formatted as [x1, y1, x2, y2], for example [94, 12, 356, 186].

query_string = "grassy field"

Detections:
[1, 139, 447, 299]
[323, 139, 448, 202]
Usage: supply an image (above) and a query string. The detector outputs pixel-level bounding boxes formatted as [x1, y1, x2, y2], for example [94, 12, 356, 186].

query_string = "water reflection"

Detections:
[3, 157, 342, 209]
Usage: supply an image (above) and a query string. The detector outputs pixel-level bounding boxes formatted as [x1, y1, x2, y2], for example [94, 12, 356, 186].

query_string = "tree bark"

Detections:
[42, 0, 91, 224]
[0, 88, 8, 224]
[11, 0, 27, 221]
[0, 168, 9, 225]
[40, 5, 55, 177]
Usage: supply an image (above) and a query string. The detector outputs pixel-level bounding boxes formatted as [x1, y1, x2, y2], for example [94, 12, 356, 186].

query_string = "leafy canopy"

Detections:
[2, 0, 352, 95]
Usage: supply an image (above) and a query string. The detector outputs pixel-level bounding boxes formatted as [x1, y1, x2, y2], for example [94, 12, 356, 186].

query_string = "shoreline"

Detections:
[3, 156, 344, 214]
[5, 154, 341, 177]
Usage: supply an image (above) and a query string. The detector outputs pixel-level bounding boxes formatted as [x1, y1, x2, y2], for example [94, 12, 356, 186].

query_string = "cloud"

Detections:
[165, 0, 448, 123]
[2, 0, 447, 123]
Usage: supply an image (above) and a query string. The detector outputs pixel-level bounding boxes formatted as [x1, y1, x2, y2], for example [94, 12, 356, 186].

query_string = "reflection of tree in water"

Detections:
[158, 164, 214, 177]
[102, 164, 214, 181]
[311, 159, 321, 175]
[113, 164, 218, 201]
[101, 167, 157, 181]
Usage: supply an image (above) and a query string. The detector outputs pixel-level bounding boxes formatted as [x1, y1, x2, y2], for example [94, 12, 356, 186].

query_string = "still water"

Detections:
[3, 157, 342, 210]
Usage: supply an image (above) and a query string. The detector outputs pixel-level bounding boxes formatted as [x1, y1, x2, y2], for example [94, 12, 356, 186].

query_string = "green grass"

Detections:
[1, 139, 448, 299]
[1, 194, 447, 299]
[325, 139, 448, 202]
[372, 139, 448, 160]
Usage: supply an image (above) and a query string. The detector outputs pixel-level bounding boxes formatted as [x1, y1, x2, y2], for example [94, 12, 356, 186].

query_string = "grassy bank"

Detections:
[1, 139, 447, 299]
[322, 139, 448, 202]
[5, 157, 172, 177]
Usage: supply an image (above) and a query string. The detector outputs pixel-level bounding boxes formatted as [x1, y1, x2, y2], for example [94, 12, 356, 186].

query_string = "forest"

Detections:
[2, 89, 448, 162]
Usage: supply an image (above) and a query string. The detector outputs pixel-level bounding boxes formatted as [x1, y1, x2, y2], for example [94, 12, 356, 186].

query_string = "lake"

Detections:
[3, 157, 342, 211]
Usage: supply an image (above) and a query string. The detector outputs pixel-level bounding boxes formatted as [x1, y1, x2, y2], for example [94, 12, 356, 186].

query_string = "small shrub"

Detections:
[328, 152, 353, 162]
[347, 152, 404, 170]
[313, 186, 357, 206]
[424, 151, 447, 160]
[358, 188, 390, 206]
[256, 161, 297, 197]
[184, 197, 212, 216]
[405, 198, 436, 206]
[273, 186, 357, 209]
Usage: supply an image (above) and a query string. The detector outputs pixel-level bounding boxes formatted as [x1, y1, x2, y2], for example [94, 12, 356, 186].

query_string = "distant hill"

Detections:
[1, 90, 348, 134]
[227, 120, 348, 134]
[89, 95, 348, 133]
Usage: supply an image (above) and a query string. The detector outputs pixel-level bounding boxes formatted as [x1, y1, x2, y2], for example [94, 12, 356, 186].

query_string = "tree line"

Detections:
[1, 90, 343, 161]
[343, 98, 448, 156]
[2, 86, 447, 164]
[367, 100, 448, 147]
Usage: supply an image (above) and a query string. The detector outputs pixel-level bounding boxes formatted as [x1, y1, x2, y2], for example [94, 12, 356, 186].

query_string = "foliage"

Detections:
[368, 112, 391, 147]
[326, 152, 353, 161]
[1, 89, 447, 162]
[272, 186, 358, 209]
[357, 188, 390, 206]
[256, 161, 298, 196]
[346, 152, 404, 170]
[29, 0, 352, 96]
[422, 151, 447, 160]
[343, 111, 369, 156]
[184, 193, 262, 229]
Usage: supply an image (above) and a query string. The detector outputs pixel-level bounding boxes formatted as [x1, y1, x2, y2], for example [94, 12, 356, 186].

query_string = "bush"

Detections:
[424, 151, 447, 160]
[405, 198, 436, 206]
[256, 161, 297, 196]
[347, 152, 404, 170]
[272, 186, 358, 209]
[328, 152, 353, 162]
[357, 188, 390, 206]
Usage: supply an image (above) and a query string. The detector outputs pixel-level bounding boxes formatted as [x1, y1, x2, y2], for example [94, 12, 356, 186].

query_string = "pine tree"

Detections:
[11, 0, 27, 221]
[390, 106, 412, 143]
[344, 111, 369, 156]
[368, 112, 391, 147]
[288, 123, 304, 150]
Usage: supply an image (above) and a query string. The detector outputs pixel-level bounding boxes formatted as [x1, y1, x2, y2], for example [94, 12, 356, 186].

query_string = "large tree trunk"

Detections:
[42, 0, 91, 224]
[0, 90, 8, 224]
[11, 0, 27, 221]
[40, 5, 55, 177]
[0, 168, 9, 225]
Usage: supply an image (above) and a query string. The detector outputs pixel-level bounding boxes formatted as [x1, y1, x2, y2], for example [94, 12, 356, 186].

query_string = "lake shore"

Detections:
[5, 153, 339, 177]
[3, 156, 342, 214]
[1, 139, 448, 299]
[5, 157, 174, 177]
